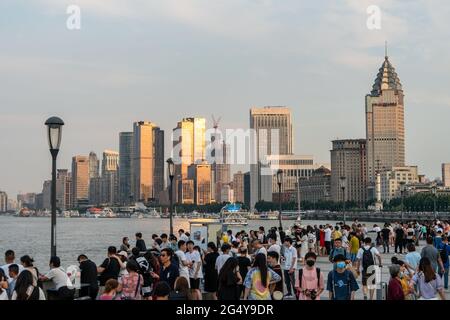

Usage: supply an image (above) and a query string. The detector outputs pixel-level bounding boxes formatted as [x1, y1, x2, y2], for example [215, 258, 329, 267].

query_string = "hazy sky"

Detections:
[1, 0, 450, 197]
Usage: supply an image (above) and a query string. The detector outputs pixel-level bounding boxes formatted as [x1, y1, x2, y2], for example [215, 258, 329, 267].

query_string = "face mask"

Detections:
[399, 272, 404, 279]
[336, 262, 346, 269]
[306, 260, 315, 267]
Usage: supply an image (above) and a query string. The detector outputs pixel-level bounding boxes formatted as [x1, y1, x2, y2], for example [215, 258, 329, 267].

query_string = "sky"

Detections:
[1, 0, 450, 197]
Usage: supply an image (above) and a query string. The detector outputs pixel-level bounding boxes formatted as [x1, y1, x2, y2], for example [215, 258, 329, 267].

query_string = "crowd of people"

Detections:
[1, 220, 449, 301]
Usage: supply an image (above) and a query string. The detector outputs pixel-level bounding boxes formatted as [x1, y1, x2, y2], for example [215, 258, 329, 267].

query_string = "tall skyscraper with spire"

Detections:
[366, 48, 405, 199]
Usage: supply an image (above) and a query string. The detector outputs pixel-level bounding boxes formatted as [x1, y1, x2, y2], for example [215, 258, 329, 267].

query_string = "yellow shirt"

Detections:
[332, 231, 342, 240]
[350, 236, 360, 254]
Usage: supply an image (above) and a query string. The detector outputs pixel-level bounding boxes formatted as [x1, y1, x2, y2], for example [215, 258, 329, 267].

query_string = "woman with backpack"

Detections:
[119, 260, 143, 300]
[20, 255, 40, 287]
[411, 257, 446, 300]
[11, 270, 46, 300]
[296, 252, 324, 300]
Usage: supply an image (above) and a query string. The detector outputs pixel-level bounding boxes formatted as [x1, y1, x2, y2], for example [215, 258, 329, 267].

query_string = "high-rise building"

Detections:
[71, 155, 90, 207]
[366, 53, 405, 199]
[173, 117, 206, 203]
[17, 193, 36, 209]
[89, 177, 102, 206]
[41, 180, 52, 210]
[56, 169, 72, 210]
[244, 172, 251, 209]
[89, 152, 100, 179]
[133, 121, 165, 203]
[101, 150, 119, 205]
[233, 171, 245, 203]
[188, 162, 212, 205]
[0, 191, 8, 212]
[442, 163, 450, 187]
[380, 166, 419, 201]
[119, 132, 133, 205]
[250, 107, 293, 208]
[330, 139, 367, 206]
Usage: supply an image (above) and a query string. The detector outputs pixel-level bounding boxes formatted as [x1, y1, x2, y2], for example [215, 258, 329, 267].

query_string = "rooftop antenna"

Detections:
[385, 40, 388, 58]
[211, 114, 222, 131]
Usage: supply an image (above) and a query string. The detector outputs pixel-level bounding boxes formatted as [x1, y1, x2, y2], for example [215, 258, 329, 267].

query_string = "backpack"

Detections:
[329, 248, 346, 262]
[136, 256, 150, 274]
[362, 248, 375, 271]
[298, 268, 321, 289]
[440, 244, 449, 265]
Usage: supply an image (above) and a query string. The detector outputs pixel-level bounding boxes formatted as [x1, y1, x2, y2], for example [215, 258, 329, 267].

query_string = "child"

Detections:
[98, 279, 121, 300]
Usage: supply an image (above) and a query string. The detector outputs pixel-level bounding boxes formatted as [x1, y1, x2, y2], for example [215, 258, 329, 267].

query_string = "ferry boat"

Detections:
[100, 208, 117, 218]
[220, 203, 248, 226]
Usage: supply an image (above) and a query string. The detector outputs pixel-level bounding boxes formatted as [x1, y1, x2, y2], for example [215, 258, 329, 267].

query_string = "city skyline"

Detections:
[1, 1, 450, 196]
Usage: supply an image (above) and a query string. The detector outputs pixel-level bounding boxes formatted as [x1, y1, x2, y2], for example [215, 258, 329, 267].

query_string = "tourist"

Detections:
[97, 246, 122, 294]
[185, 240, 202, 300]
[217, 257, 242, 300]
[20, 255, 39, 286]
[237, 247, 251, 297]
[406, 224, 415, 245]
[307, 227, 317, 254]
[267, 251, 283, 299]
[153, 281, 171, 300]
[152, 248, 179, 289]
[405, 243, 421, 272]
[120, 237, 131, 253]
[169, 276, 192, 300]
[355, 237, 382, 300]
[7, 264, 19, 298]
[40, 256, 75, 300]
[412, 257, 446, 300]
[281, 236, 297, 299]
[11, 270, 46, 300]
[230, 241, 240, 257]
[175, 240, 191, 284]
[387, 264, 404, 300]
[227, 230, 236, 243]
[135, 232, 147, 252]
[296, 252, 324, 300]
[252, 239, 267, 257]
[421, 236, 444, 273]
[117, 251, 129, 279]
[391, 257, 415, 299]
[77, 254, 99, 300]
[348, 232, 360, 262]
[324, 225, 332, 255]
[267, 235, 281, 257]
[434, 230, 443, 249]
[327, 254, 359, 300]
[329, 238, 350, 263]
[98, 279, 121, 300]
[169, 235, 178, 252]
[1, 250, 23, 281]
[319, 225, 326, 256]
[119, 260, 143, 300]
[258, 226, 266, 244]
[0, 269, 8, 300]
[203, 242, 219, 300]
[243, 253, 281, 300]
[160, 234, 170, 250]
[151, 234, 161, 251]
[216, 243, 232, 274]
[381, 224, 391, 254]
[394, 223, 405, 254]
[178, 229, 189, 242]
[136, 251, 157, 299]
[438, 235, 450, 289]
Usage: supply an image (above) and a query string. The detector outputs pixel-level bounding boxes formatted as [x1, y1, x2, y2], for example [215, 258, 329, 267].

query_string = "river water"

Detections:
[0, 216, 381, 272]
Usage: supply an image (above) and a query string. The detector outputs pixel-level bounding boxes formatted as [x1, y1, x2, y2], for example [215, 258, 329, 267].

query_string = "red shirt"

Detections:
[387, 278, 404, 300]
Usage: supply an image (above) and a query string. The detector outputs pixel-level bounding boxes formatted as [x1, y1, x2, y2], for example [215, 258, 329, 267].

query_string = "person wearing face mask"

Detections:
[295, 252, 324, 300]
[392, 257, 415, 300]
[387, 265, 404, 300]
[327, 255, 359, 300]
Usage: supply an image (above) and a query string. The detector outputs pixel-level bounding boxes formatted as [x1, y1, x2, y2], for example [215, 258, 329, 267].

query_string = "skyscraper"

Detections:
[119, 132, 133, 205]
[233, 171, 245, 204]
[442, 163, 450, 187]
[173, 117, 206, 203]
[188, 161, 212, 205]
[366, 53, 405, 199]
[56, 169, 71, 210]
[71, 155, 90, 207]
[89, 152, 100, 179]
[133, 121, 164, 203]
[330, 139, 367, 206]
[0, 191, 8, 212]
[249, 106, 293, 208]
[101, 150, 119, 205]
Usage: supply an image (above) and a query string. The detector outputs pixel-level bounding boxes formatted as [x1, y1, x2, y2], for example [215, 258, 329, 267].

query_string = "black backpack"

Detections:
[440, 244, 449, 265]
[362, 248, 375, 270]
[298, 268, 321, 289]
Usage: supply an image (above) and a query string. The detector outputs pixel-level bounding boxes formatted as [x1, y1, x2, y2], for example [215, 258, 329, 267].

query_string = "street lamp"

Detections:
[167, 158, 175, 236]
[45, 116, 64, 257]
[432, 184, 438, 220]
[339, 176, 346, 225]
[399, 181, 406, 222]
[276, 169, 283, 230]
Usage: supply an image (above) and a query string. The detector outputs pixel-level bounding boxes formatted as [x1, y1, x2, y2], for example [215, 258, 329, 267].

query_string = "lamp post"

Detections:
[399, 181, 406, 222]
[339, 176, 346, 225]
[167, 158, 175, 236]
[45, 116, 64, 257]
[432, 184, 438, 220]
[276, 169, 283, 230]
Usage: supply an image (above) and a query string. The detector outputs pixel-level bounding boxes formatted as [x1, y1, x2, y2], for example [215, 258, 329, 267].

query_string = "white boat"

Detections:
[100, 208, 117, 218]
[220, 203, 248, 226]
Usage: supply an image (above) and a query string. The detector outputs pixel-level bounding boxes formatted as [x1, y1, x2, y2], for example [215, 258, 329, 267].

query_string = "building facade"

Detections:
[119, 132, 134, 205]
[443, 163, 450, 188]
[89, 152, 100, 179]
[366, 54, 405, 199]
[56, 169, 71, 210]
[188, 162, 212, 205]
[330, 139, 367, 206]
[298, 166, 332, 203]
[380, 166, 419, 201]
[133, 121, 165, 204]
[233, 171, 245, 203]
[0, 191, 7, 212]
[250, 106, 293, 208]
[101, 150, 119, 205]
[71, 155, 90, 207]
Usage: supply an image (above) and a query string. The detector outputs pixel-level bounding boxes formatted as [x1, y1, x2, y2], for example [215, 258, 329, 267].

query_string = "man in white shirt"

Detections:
[267, 235, 281, 257]
[215, 243, 232, 274]
[355, 237, 382, 300]
[324, 226, 332, 255]
[175, 240, 192, 287]
[178, 229, 189, 242]
[40, 256, 74, 300]
[1, 250, 24, 281]
[185, 241, 203, 300]
[252, 239, 268, 257]
[281, 237, 298, 298]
